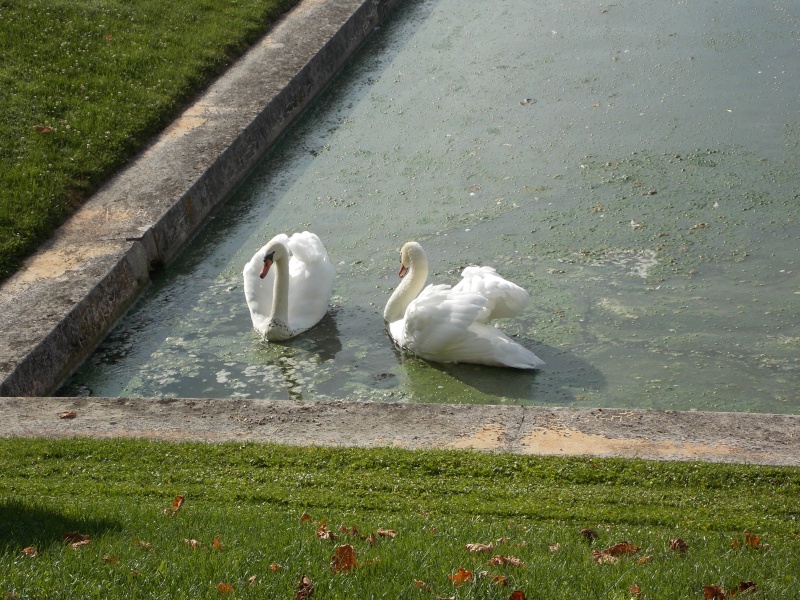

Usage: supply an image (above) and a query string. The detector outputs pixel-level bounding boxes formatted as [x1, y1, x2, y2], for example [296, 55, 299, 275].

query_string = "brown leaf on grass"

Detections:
[488, 555, 525, 568]
[104, 34, 113, 41]
[580, 528, 599, 540]
[413, 579, 432, 593]
[448, 567, 473, 587]
[269, 563, 283, 571]
[330, 544, 357, 573]
[63, 532, 90, 549]
[216, 582, 234, 595]
[465, 542, 494, 553]
[22, 546, 37, 557]
[637, 555, 652, 565]
[164, 495, 184, 516]
[102, 554, 120, 565]
[509, 591, 527, 600]
[247, 575, 258, 584]
[744, 530, 761, 550]
[58, 410, 77, 419]
[71, 540, 91, 549]
[212, 535, 224, 551]
[367, 532, 377, 546]
[737, 581, 757, 593]
[548, 543, 560, 552]
[602, 541, 639, 556]
[300, 513, 312, 522]
[35, 125, 54, 134]
[295, 574, 314, 600]
[133, 539, 153, 549]
[183, 539, 201, 549]
[316, 524, 337, 541]
[339, 525, 366, 539]
[592, 550, 618, 564]
[629, 583, 642, 597]
[491, 575, 508, 586]
[377, 528, 397, 538]
[703, 585, 726, 600]
[669, 538, 689, 553]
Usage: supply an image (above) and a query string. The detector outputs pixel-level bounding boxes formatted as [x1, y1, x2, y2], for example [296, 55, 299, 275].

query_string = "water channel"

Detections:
[61, 0, 800, 413]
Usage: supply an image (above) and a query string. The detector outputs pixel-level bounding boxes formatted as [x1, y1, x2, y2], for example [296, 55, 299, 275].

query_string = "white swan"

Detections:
[243, 231, 335, 341]
[383, 241, 544, 369]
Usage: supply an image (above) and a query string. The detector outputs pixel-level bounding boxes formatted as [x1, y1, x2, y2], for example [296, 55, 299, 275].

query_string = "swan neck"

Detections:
[384, 257, 428, 323]
[270, 250, 291, 326]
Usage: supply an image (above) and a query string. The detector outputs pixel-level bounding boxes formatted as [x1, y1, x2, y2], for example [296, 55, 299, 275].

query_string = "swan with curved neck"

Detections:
[243, 232, 335, 341]
[384, 241, 544, 369]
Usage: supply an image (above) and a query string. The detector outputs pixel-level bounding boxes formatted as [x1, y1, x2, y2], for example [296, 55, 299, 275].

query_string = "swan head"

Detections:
[258, 240, 290, 279]
[399, 241, 426, 277]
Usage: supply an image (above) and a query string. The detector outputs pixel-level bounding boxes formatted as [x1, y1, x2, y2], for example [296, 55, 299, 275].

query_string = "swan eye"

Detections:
[264, 251, 275, 263]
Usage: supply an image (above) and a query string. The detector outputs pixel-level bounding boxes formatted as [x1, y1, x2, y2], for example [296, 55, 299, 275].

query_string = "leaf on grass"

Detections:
[592, 550, 618, 564]
[703, 585, 726, 600]
[247, 575, 257, 585]
[637, 555, 652, 565]
[71, 540, 91, 549]
[300, 513, 312, 522]
[509, 591, 527, 600]
[269, 563, 283, 571]
[367, 532, 377, 546]
[102, 554, 120, 565]
[217, 582, 234, 595]
[133, 539, 153, 549]
[63, 532, 90, 549]
[737, 581, 757, 593]
[629, 583, 642, 597]
[413, 579, 431, 592]
[330, 544, 357, 573]
[183, 539, 201, 549]
[212, 535, 224, 551]
[165, 495, 185, 516]
[339, 525, 365, 539]
[580, 528, 598, 540]
[548, 543, 560, 552]
[295, 574, 314, 599]
[448, 567, 472, 587]
[744, 530, 761, 550]
[488, 555, 525, 568]
[377, 528, 397, 538]
[35, 125, 54, 134]
[316, 524, 337, 541]
[491, 575, 508, 586]
[669, 538, 689, 553]
[22, 546, 37, 557]
[465, 542, 494, 553]
[58, 410, 77, 419]
[602, 541, 639, 557]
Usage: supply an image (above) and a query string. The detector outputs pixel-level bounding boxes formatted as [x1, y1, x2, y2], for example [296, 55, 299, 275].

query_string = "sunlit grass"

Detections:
[0, 0, 298, 281]
[1, 438, 799, 598]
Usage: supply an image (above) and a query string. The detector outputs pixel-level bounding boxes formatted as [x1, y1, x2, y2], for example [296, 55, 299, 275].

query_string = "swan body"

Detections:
[383, 241, 544, 369]
[243, 231, 335, 341]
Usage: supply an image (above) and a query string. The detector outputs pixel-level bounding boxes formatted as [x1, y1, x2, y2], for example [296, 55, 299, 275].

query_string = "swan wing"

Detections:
[285, 232, 336, 331]
[453, 266, 530, 321]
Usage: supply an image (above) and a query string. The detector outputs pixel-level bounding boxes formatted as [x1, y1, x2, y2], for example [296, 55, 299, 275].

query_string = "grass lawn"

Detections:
[0, 0, 299, 282]
[1, 438, 798, 598]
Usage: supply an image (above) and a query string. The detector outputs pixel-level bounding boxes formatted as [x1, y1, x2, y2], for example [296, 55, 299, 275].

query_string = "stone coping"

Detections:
[1, 398, 798, 466]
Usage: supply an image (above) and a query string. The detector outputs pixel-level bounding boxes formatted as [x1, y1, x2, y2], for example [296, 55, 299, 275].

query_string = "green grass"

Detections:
[1, 439, 799, 598]
[0, 0, 299, 282]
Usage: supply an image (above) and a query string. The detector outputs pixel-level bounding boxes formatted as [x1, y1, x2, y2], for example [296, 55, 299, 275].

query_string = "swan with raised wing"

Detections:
[243, 231, 335, 341]
[383, 241, 544, 369]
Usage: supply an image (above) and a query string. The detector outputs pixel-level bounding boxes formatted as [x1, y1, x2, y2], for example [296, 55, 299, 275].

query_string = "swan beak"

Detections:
[398, 264, 409, 278]
[260, 253, 274, 279]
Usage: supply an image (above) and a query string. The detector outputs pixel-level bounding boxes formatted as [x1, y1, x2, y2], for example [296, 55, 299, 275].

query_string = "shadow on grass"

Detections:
[0, 499, 120, 552]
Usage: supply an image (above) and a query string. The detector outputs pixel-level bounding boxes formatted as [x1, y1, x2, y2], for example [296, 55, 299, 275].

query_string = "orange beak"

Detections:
[398, 263, 408, 278]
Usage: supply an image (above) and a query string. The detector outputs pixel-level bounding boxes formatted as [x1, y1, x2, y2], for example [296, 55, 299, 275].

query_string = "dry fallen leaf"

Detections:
[164, 495, 184, 516]
[488, 555, 525, 568]
[316, 524, 337, 541]
[63, 532, 90, 544]
[217, 582, 234, 595]
[212, 535, 224, 551]
[637, 555, 652, 565]
[413, 579, 432, 593]
[629, 583, 642, 596]
[548, 543, 560, 552]
[330, 544, 357, 573]
[133, 539, 153, 549]
[102, 554, 120, 565]
[669, 538, 689, 553]
[183, 539, 201, 548]
[744, 530, 761, 550]
[737, 581, 757, 593]
[377, 528, 397, 538]
[269, 563, 283, 571]
[22, 546, 37, 557]
[509, 591, 527, 600]
[34, 125, 53, 133]
[58, 411, 77, 419]
[300, 513, 312, 522]
[601, 541, 639, 557]
[580, 528, 599, 540]
[491, 575, 508, 586]
[448, 567, 473, 587]
[703, 584, 726, 600]
[295, 574, 314, 599]
[592, 550, 618, 564]
[247, 575, 258, 585]
[465, 542, 494, 553]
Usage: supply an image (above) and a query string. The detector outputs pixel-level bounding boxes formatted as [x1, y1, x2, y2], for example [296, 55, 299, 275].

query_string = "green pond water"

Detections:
[61, 0, 800, 413]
